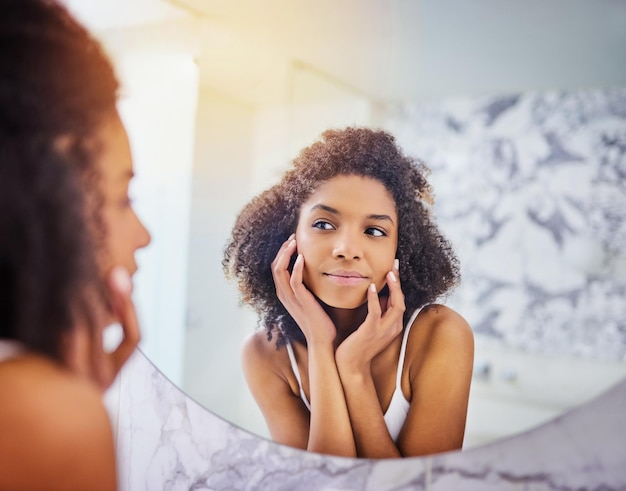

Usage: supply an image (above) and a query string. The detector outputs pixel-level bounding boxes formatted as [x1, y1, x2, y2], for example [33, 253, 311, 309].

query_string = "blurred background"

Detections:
[64, 0, 626, 447]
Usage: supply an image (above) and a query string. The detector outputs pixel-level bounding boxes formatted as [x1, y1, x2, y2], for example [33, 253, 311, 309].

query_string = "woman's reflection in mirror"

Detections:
[0, 1, 150, 489]
[224, 128, 474, 458]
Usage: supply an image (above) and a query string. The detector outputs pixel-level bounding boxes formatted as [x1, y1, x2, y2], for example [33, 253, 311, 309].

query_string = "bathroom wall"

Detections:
[382, 87, 626, 361]
[377, 87, 626, 447]
[116, 52, 199, 386]
[182, 88, 260, 432]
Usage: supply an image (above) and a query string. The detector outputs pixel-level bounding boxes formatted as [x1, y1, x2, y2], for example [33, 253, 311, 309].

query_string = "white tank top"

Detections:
[285, 308, 421, 442]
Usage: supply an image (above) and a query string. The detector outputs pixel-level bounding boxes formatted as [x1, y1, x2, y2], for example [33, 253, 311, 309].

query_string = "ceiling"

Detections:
[65, 0, 626, 105]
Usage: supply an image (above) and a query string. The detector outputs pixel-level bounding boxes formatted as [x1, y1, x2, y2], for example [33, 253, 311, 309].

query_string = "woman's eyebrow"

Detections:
[310, 203, 339, 215]
[368, 214, 395, 225]
[309, 204, 395, 225]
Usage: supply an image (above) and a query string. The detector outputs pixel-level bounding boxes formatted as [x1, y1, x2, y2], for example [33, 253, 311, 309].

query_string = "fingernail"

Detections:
[111, 266, 132, 294]
[288, 233, 295, 240]
[389, 271, 397, 282]
[370, 283, 377, 293]
[394, 258, 399, 271]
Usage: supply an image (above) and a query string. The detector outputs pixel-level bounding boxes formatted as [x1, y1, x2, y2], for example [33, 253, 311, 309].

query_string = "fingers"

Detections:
[290, 253, 319, 306]
[367, 283, 382, 319]
[104, 267, 140, 388]
[289, 253, 304, 290]
[390, 258, 400, 288]
[270, 239, 335, 343]
[62, 323, 92, 380]
[271, 233, 296, 269]
[271, 236, 315, 318]
[272, 235, 297, 297]
[271, 235, 311, 303]
[385, 258, 406, 317]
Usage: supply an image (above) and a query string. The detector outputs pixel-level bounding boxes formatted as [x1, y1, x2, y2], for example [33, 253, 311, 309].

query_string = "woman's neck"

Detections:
[321, 302, 369, 348]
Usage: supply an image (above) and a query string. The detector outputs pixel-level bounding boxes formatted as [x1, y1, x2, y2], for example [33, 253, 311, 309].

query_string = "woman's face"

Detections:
[96, 113, 151, 278]
[60, 113, 149, 377]
[295, 174, 398, 309]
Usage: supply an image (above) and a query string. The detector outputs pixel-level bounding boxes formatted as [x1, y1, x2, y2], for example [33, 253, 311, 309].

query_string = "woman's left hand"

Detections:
[64, 266, 140, 391]
[96, 266, 140, 389]
[335, 263, 406, 373]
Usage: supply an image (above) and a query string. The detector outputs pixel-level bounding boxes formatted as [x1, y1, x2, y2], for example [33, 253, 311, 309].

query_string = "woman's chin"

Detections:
[317, 295, 367, 311]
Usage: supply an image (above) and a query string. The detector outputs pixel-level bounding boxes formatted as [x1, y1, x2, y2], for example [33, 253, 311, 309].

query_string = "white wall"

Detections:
[115, 52, 198, 387]
[182, 88, 260, 431]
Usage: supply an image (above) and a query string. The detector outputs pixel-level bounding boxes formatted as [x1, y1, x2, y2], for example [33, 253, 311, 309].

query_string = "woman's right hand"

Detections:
[271, 235, 336, 346]
[336, 265, 405, 373]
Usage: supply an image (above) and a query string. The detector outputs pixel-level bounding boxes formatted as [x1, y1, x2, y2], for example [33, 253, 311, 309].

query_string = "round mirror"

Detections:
[68, 0, 626, 449]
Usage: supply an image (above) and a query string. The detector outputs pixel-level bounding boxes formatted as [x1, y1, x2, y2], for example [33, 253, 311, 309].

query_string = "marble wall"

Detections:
[382, 87, 626, 361]
[106, 349, 626, 490]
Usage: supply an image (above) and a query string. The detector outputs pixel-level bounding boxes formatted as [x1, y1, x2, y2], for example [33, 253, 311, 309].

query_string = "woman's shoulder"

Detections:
[241, 330, 290, 370]
[412, 304, 472, 338]
[0, 354, 116, 490]
[0, 353, 105, 412]
[241, 329, 304, 404]
[406, 304, 474, 367]
[243, 329, 278, 356]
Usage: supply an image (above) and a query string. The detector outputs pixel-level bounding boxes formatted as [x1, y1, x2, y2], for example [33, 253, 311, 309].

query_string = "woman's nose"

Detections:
[134, 212, 151, 249]
[332, 230, 362, 260]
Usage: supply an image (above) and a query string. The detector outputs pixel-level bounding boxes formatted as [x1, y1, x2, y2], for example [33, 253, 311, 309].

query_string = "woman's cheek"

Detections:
[375, 275, 388, 292]
[294, 227, 308, 250]
[300, 256, 312, 288]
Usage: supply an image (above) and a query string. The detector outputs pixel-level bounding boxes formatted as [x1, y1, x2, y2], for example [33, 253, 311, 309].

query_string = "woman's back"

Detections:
[0, 349, 117, 491]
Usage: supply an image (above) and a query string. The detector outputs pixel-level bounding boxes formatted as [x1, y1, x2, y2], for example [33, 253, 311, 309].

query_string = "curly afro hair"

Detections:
[223, 127, 460, 348]
[0, 0, 119, 361]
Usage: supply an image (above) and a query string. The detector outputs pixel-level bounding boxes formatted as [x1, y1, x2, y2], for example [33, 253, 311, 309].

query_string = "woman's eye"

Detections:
[365, 227, 386, 237]
[312, 220, 335, 230]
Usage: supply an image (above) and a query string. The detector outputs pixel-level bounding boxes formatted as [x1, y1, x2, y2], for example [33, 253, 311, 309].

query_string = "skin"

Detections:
[0, 112, 150, 490]
[98, 114, 152, 279]
[297, 175, 398, 313]
[242, 175, 474, 458]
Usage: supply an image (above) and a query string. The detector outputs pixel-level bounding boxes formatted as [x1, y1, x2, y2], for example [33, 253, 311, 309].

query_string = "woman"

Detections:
[0, 0, 150, 489]
[224, 127, 474, 458]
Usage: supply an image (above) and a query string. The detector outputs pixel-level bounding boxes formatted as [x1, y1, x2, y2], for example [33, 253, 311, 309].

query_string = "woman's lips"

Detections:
[324, 271, 368, 286]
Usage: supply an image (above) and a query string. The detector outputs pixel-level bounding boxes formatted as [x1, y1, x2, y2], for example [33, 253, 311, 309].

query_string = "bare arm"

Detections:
[241, 332, 311, 449]
[265, 237, 356, 456]
[339, 304, 473, 457]
[396, 306, 474, 456]
[242, 334, 356, 456]
[336, 268, 406, 458]
[305, 340, 355, 455]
